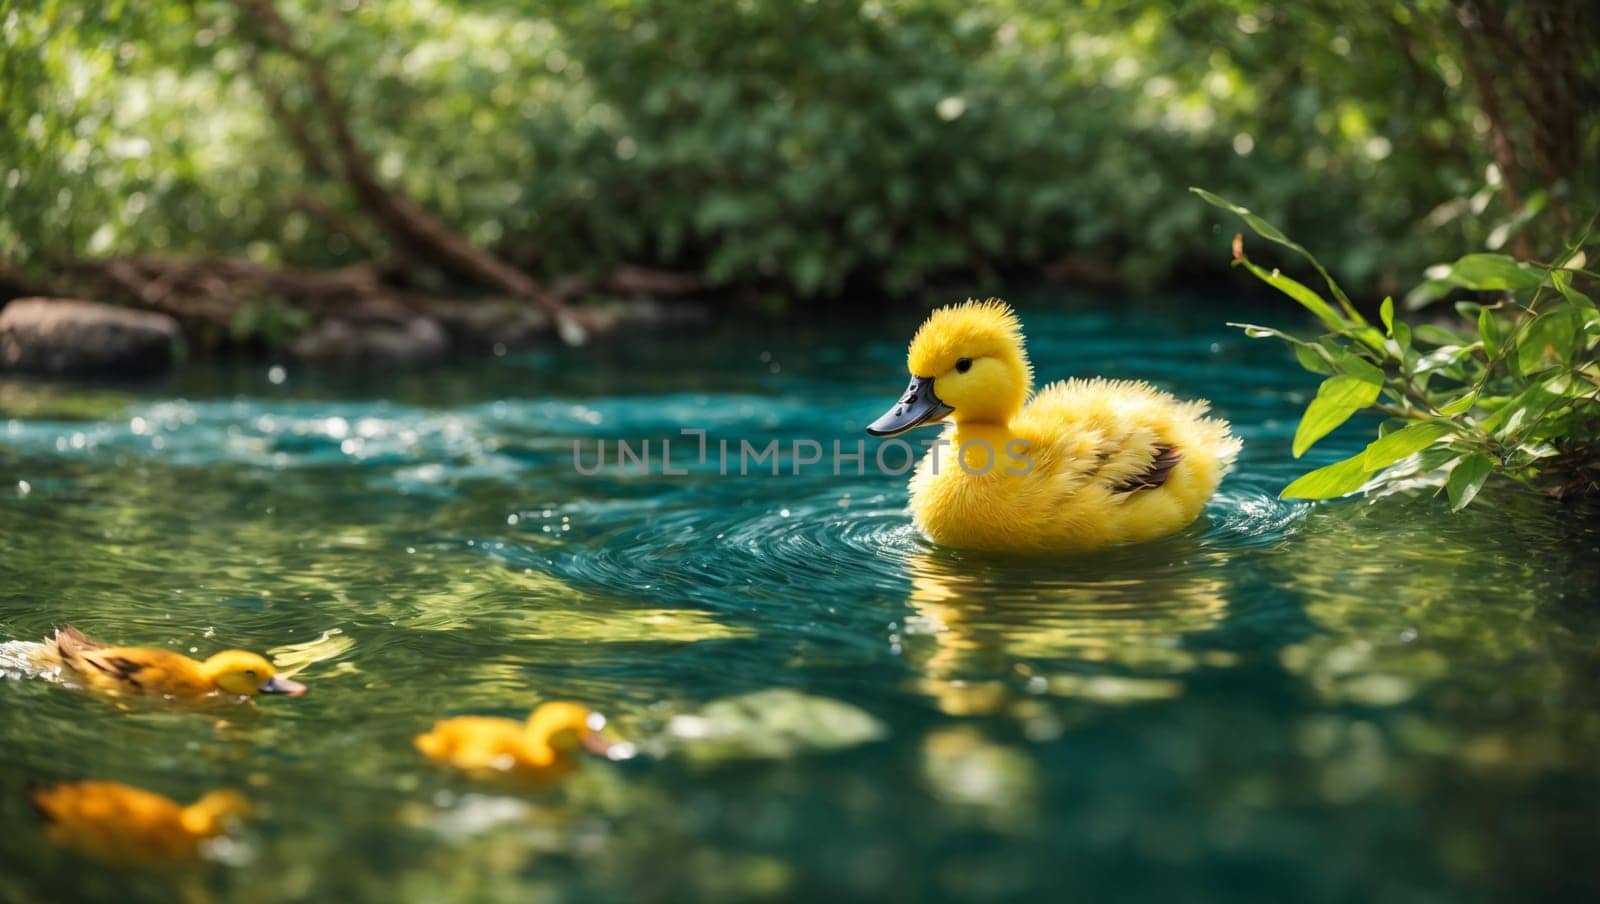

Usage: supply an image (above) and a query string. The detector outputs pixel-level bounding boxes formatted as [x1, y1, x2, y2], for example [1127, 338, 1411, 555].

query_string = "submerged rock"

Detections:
[657, 688, 888, 764]
[289, 316, 451, 363]
[415, 295, 710, 353]
[0, 297, 181, 378]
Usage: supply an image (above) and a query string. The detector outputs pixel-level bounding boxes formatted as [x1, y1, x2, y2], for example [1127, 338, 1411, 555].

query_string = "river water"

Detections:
[1, 295, 1596, 902]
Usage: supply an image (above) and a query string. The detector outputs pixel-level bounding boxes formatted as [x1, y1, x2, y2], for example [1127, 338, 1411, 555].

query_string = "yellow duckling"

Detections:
[39, 626, 307, 700]
[415, 701, 613, 782]
[867, 299, 1240, 551]
[31, 781, 249, 865]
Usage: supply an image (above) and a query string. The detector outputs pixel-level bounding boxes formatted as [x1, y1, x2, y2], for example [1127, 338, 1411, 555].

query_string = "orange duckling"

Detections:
[416, 701, 614, 782]
[40, 626, 306, 700]
[31, 781, 249, 865]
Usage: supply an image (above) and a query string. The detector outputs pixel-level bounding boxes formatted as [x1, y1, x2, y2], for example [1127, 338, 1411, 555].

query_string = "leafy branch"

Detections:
[1194, 188, 1600, 509]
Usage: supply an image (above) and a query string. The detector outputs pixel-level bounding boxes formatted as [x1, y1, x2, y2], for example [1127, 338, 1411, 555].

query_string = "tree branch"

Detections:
[231, 0, 592, 341]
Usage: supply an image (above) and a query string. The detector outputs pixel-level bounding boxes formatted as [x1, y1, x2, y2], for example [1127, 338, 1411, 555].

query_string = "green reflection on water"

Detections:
[2, 298, 1598, 902]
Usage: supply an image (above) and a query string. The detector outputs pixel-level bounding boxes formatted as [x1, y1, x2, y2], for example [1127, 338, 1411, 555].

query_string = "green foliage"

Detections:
[229, 301, 312, 346]
[5, 1, 1593, 299]
[1199, 189, 1600, 507]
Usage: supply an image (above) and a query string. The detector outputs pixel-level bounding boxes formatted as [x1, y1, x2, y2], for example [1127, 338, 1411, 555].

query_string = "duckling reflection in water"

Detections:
[416, 701, 622, 784]
[867, 299, 1239, 551]
[26, 626, 306, 701]
[902, 546, 1233, 715]
[30, 782, 249, 866]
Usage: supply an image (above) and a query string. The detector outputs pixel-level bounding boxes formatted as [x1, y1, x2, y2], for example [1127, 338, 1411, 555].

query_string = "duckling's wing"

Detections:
[70, 650, 151, 687]
[66, 647, 187, 694]
[1112, 445, 1182, 493]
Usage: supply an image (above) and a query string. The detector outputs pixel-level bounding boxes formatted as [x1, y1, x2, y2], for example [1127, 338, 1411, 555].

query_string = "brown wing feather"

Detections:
[47, 625, 105, 672]
[84, 655, 153, 689]
[80, 650, 195, 694]
[1113, 444, 1183, 493]
[49, 625, 105, 656]
[49, 627, 194, 694]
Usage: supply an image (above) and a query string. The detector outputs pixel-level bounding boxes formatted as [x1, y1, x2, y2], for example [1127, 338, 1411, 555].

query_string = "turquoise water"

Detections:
[1, 296, 1598, 902]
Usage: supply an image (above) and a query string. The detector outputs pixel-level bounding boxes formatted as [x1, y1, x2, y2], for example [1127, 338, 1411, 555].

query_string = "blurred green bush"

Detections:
[2, 0, 1594, 301]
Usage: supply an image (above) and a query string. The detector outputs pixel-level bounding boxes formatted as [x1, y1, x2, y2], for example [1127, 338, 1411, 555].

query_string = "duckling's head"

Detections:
[525, 701, 613, 759]
[179, 789, 251, 836]
[201, 651, 307, 697]
[868, 299, 1032, 436]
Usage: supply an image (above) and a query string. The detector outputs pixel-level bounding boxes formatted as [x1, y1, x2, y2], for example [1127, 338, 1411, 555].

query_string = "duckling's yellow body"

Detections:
[30, 781, 248, 865]
[38, 626, 306, 700]
[415, 701, 610, 782]
[868, 300, 1239, 551]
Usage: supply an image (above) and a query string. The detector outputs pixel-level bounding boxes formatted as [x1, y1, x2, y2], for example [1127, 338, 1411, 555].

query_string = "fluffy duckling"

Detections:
[416, 701, 613, 782]
[31, 781, 249, 865]
[40, 626, 306, 700]
[868, 299, 1240, 551]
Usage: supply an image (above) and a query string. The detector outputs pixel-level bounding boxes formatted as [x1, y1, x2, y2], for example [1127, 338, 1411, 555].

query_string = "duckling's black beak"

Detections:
[867, 376, 953, 437]
[259, 675, 307, 697]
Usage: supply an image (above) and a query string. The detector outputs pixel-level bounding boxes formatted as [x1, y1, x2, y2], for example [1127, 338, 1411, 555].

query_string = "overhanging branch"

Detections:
[231, 0, 592, 342]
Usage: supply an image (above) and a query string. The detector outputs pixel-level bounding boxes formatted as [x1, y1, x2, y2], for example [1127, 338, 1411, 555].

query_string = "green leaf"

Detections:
[1235, 258, 1347, 332]
[1295, 344, 1334, 375]
[1540, 372, 1600, 399]
[1481, 382, 1561, 434]
[1191, 188, 1363, 323]
[1551, 269, 1595, 310]
[1446, 453, 1493, 511]
[1281, 455, 1372, 500]
[1379, 297, 1394, 336]
[1438, 391, 1479, 416]
[1517, 310, 1577, 373]
[1404, 277, 1459, 311]
[1392, 320, 1412, 354]
[1414, 344, 1473, 377]
[1511, 390, 1563, 437]
[1412, 445, 1469, 477]
[1351, 326, 1389, 355]
[1192, 187, 1289, 242]
[1413, 323, 1467, 346]
[1293, 375, 1381, 457]
[1359, 421, 1452, 471]
[1333, 353, 1385, 385]
[1435, 253, 1545, 292]
[1478, 307, 1500, 358]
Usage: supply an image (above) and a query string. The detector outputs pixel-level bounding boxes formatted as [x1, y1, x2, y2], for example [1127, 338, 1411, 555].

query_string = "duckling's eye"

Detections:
[955, 357, 973, 373]
[243, 670, 257, 679]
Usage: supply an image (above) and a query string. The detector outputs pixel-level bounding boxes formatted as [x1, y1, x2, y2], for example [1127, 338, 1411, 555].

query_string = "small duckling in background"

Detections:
[867, 299, 1240, 551]
[30, 781, 249, 865]
[416, 701, 615, 783]
[38, 626, 306, 700]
